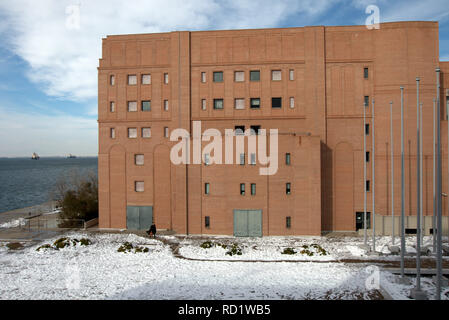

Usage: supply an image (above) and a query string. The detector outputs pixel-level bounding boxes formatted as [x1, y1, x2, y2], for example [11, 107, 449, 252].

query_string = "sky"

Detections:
[0, 0, 449, 157]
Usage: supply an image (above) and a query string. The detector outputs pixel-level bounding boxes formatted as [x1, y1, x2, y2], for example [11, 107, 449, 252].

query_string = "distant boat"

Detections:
[67, 154, 77, 159]
[31, 152, 40, 160]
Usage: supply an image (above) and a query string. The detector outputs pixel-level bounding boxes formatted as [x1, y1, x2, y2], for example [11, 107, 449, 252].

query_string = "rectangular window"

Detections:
[135, 154, 144, 166]
[234, 71, 244, 82]
[213, 71, 223, 82]
[201, 72, 206, 83]
[205, 183, 210, 195]
[364, 96, 370, 107]
[240, 153, 245, 165]
[141, 100, 151, 111]
[365, 124, 370, 135]
[110, 75, 115, 86]
[286, 153, 291, 165]
[142, 74, 151, 84]
[135, 181, 144, 192]
[201, 99, 207, 110]
[366, 180, 370, 192]
[286, 216, 291, 228]
[204, 153, 210, 165]
[110, 101, 115, 112]
[251, 183, 256, 195]
[289, 97, 295, 109]
[142, 127, 151, 138]
[205, 216, 210, 228]
[110, 128, 115, 139]
[213, 99, 224, 110]
[128, 128, 137, 138]
[235, 126, 245, 135]
[364, 67, 369, 79]
[164, 73, 169, 84]
[289, 69, 294, 81]
[250, 70, 260, 81]
[235, 98, 245, 110]
[250, 98, 260, 109]
[164, 100, 169, 111]
[240, 183, 245, 195]
[127, 101, 137, 112]
[286, 182, 291, 195]
[272, 97, 282, 109]
[366, 151, 370, 162]
[128, 75, 137, 85]
[272, 70, 282, 81]
[250, 153, 256, 165]
[164, 127, 169, 138]
[250, 125, 261, 135]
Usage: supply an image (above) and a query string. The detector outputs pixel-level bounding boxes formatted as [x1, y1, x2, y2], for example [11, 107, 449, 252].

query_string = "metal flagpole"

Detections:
[415, 77, 422, 294]
[433, 98, 436, 253]
[420, 102, 424, 245]
[436, 67, 442, 300]
[400, 86, 406, 279]
[364, 102, 367, 246]
[372, 98, 376, 252]
[391, 101, 395, 245]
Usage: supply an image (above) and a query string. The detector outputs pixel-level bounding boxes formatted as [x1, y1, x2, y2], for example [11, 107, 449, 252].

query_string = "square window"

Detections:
[110, 128, 115, 139]
[213, 71, 223, 82]
[201, 99, 207, 110]
[142, 127, 151, 138]
[240, 183, 245, 195]
[201, 72, 206, 83]
[286, 153, 291, 165]
[128, 128, 137, 138]
[364, 96, 370, 107]
[213, 99, 224, 110]
[286, 182, 291, 195]
[289, 69, 294, 81]
[272, 70, 281, 81]
[250, 98, 260, 109]
[240, 153, 245, 165]
[128, 101, 137, 112]
[164, 73, 169, 84]
[205, 216, 210, 228]
[110, 101, 115, 112]
[135, 154, 144, 165]
[250, 125, 261, 135]
[272, 97, 282, 109]
[250, 153, 256, 165]
[128, 75, 137, 85]
[235, 126, 245, 135]
[164, 127, 169, 138]
[235, 98, 245, 110]
[286, 216, 291, 228]
[142, 74, 151, 84]
[110, 75, 115, 86]
[289, 97, 295, 109]
[364, 67, 369, 79]
[135, 181, 144, 192]
[234, 71, 244, 82]
[164, 100, 169, 111]
[141, 100, 151, 111]
[205, 183, 210, 195]
[251, 183, 256, 195]
[250, 70, 260, 81]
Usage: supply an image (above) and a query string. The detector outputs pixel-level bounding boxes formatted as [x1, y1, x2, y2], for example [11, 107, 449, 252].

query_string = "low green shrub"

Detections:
[282, 247, 297, 255]
[37, 237, 92, 251]
[117, 241, 149, 253]
[36, 244, 53, 251]
[200, 241, 214, 249]
[225, 243, 242, 256]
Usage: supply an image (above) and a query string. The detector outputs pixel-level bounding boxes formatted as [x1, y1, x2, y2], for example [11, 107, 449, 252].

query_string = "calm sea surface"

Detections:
[0, 157, 97, 213]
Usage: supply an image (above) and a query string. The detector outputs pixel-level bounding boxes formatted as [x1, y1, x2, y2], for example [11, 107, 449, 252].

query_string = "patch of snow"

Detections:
[0, 218, 26, 228]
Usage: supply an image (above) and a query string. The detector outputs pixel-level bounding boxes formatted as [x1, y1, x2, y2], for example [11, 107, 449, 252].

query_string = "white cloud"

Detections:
[0, 0, 333, 102]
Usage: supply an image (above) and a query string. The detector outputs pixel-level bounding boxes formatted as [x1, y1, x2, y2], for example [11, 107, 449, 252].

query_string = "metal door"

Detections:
[233, 210, 248, 237]
[248, 210, 262, 237]
[126, 206, 140, 230]
[233, 209, 262, 237]
[127, 206, 153, 230]
[139, 206, 153, 231]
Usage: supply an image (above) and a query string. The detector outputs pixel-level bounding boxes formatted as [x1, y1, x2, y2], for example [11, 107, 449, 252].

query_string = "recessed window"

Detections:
[164, 100, 169, 111]
[286, 216, 291, 228]
[240, 183, 245, 195]
[205, 183, 210, 195]
[128, 128, 137, 138]
[286, 153, 291, 165]
[127, 101, 137, 112]
[366, 151, 370, 162]
[205, 216, 210, 228]
[235, 71, 244, 82]
[235, 98, 245, 110]
[135, 181, 144, 192]
[164, 127, 169, 138]
[272, 70, 281, 81]
[272, 97, 282, 109]
[235, 125, 245, 135]
[110, 75, 115, 86]
[250, 125, 261, 135]
[142, 74, 151, 84]
[135, 154, 144, 166]
[364, 96, 370, 107]
[110, 128, 116, 139]
[365, 124, 370, 135]
[141, 100, 151, 111]
[110, 101, 115, 112]
[250, 70, 260, 81]
[366, 180, 370, 192]
[213, 71, 223, 82]
[250, 98, 260, 109]
[164, 73, 169, 84]
[213, 99, 224, 110]
[201, 72, 206, 83]
[240, 153, 245, 165]
[250, 153, 256, 165]
[289, 69, 294, 81]
[142, 127, 151, 138]
[128, 75, 137, 85]
[364, 67, 369, 79]
[201, 99, 207, 110]
[289, 97, 295, 109]
[251, 183, 256, 195]
[286, 182, 291, 195]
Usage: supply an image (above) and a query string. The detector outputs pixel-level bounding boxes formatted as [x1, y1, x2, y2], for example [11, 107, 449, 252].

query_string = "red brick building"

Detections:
[98, 21, 449, 236]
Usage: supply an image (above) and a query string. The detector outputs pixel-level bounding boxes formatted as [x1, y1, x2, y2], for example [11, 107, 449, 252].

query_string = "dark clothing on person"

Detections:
[146, 224, 157, 237]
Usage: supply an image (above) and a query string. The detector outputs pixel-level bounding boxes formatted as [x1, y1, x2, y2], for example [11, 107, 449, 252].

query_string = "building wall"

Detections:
[98, 21, 448, 236]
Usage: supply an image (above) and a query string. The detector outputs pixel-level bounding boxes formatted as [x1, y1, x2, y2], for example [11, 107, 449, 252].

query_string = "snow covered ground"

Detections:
[0, 232, 446, 300]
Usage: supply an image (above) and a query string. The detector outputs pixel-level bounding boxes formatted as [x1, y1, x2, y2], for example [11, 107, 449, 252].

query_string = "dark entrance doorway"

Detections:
[355, 212, 371, 231]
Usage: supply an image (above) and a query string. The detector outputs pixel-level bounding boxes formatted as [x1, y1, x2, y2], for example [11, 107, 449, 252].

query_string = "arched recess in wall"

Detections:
[334, 142, 354, 231]
[109, 144, 127, 228]
[153, 144, 172, 229]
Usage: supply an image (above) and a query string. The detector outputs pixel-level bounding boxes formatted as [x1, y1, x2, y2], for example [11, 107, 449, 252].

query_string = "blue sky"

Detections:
[0, 0, 448, 157]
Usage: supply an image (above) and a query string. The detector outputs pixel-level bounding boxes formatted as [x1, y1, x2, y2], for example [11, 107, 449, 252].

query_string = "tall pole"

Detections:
[391, 101, 395, 245]
[436, 67, 442, 300]
[433, 98, 436, 253]
[420, 102, 424, 245]
[364, 102, 367, 246]
[400, 86, 406, 279]
[372, 98, 376, 252]
[415, 77, 422, 292]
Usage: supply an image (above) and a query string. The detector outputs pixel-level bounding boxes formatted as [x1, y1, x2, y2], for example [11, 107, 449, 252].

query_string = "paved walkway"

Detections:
[0, 201, 57, 225]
